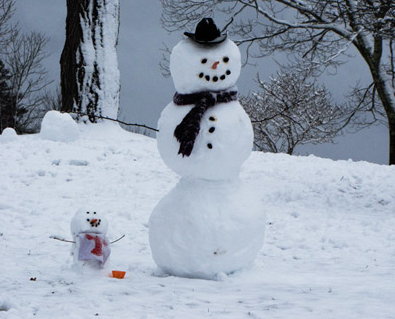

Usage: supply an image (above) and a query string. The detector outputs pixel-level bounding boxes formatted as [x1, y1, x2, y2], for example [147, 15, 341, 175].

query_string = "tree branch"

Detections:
[50, 234, 126, 245]
[71, 112, 159, 132]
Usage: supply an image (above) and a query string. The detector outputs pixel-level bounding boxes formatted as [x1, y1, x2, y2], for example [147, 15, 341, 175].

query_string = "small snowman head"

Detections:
[170, 18, 241, 94]
[70, 208, 109, 238]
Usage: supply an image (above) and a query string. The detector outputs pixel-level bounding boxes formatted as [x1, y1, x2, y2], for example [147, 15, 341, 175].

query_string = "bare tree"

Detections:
[41, 86, 62, 112]
[0, 0, 17, 52]
[60, 0, 120, 123]
[0, 0, 16, 133]
[161, 0, 395, 164]
[3, 32, 52, 133]
[241, 68, 346, 154]
[0, 0, 52, 134]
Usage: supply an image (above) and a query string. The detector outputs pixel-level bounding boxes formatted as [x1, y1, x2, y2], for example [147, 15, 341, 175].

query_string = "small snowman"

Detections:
[149, 18, 266, 279]
[70, 209, 111, 269]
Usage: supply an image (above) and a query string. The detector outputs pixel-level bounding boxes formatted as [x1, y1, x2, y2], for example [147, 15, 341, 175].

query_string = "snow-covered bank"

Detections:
[1, 123, 394, 318]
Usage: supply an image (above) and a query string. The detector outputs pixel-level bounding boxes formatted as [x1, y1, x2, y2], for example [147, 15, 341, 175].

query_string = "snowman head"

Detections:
[70, 208, 109, 237]
[170, 19, 241, 94]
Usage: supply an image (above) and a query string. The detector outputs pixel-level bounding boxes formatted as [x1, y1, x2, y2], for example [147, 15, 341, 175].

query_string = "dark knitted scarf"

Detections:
[173, 88, 238, 157]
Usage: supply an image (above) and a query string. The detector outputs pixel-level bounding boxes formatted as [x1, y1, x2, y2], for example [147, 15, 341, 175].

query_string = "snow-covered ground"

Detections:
[1, 122, 395, 318]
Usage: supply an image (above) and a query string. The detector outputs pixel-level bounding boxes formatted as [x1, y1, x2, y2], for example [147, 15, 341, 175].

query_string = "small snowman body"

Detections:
[149, 19, 265, 279]
[70, 209, 110, 269]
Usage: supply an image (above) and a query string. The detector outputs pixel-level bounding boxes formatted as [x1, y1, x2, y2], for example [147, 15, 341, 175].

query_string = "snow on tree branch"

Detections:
[241, 68, 347, 154]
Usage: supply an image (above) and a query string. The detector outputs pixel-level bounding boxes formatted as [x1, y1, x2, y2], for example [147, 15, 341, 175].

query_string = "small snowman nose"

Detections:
[212, 61, 220, 69]
[91, 219, 98, 224]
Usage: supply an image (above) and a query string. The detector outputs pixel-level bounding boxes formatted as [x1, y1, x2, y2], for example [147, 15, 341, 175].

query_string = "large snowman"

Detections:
[149, 18, 265, 279]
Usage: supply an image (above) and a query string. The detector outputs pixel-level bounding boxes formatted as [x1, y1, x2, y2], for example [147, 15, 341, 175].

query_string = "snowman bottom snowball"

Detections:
[149, 179, 266, 280]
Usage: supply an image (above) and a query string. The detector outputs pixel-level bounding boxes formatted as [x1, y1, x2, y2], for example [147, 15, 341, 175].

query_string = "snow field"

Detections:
[1, 122, 395, 318]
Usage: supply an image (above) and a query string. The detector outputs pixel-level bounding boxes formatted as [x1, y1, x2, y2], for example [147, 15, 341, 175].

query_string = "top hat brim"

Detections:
[184, 32, 227, 45]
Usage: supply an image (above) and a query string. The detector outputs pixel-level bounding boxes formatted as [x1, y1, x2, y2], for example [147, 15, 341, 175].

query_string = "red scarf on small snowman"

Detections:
[77, 232, 111, 267]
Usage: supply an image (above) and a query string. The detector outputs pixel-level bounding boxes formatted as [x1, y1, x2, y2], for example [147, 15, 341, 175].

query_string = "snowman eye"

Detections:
[223, 57, 229, 63]
[86, 212, 89, 214]
[201, 58, 207, 64]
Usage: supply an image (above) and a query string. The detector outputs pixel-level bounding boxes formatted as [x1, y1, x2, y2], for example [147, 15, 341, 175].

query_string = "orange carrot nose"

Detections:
[91, 219, 98, 224]
[212, 61, 220, 69]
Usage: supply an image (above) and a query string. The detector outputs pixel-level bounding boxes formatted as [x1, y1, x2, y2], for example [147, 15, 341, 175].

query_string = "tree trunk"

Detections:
[60, 0, 120, 122]
[369, 67, 395, 165]
[388, 113, 395, 165]
[60, 0, 82, 115]
[354, 33, 395, 165]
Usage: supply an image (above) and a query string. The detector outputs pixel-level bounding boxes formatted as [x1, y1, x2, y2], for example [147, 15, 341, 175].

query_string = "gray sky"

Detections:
[13, 0, 389, 164]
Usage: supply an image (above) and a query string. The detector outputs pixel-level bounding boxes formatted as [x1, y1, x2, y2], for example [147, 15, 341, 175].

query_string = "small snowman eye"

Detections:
[86, 212, 89, 214]
[201, 58, 207, 64]
[223, 57, 229, 63]
[93, 212, 96, 214]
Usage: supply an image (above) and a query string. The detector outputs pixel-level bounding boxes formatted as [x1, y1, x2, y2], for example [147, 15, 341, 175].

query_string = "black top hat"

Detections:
[184, 18, 227, 45]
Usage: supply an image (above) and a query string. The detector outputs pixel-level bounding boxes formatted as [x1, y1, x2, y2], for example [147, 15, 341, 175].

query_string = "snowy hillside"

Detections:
[1, 122, 395, 318]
